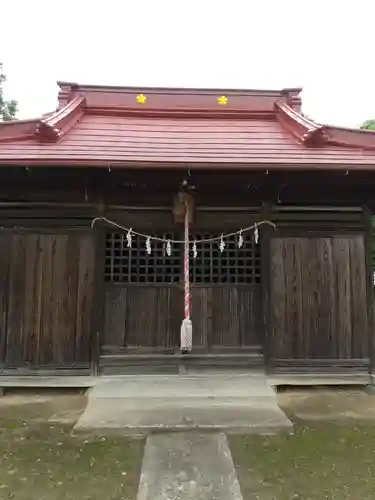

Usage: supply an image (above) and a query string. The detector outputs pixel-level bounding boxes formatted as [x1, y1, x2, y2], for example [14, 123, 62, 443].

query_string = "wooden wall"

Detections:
[0, 178, 372, 375]
[269, 235, 370, 371]
[0, 231, 95, 372]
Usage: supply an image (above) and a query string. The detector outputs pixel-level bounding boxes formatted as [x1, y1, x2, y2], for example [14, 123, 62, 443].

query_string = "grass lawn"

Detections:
[1, 387, 375, 499]
[230, 422, 375, 500]
[0, 394, 144, 500]
[229, 388, 375, 499]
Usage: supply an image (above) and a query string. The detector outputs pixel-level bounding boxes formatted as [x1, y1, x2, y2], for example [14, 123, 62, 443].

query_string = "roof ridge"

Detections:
[323, 124, 375, 151]
[0, 117, 42, 142]
[57, 81, 302, 96]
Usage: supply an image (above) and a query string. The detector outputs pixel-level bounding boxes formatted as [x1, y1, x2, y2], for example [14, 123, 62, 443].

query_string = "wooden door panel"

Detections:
[102, 228, 182, 352]
[190, 287, 212, 348]
[103, 285, 182, 350]
[102, 225, 262, 352]
[104, 284, 262, 351]
[190, 285, 261, 349]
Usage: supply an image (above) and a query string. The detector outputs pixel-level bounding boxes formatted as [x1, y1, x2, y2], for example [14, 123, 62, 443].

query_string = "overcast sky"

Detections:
[1, 0, 374, 127]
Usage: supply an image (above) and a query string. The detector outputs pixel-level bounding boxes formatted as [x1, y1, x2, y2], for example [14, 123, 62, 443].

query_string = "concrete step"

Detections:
[74, 399, 292, 435]
[74, 374, 293, 435]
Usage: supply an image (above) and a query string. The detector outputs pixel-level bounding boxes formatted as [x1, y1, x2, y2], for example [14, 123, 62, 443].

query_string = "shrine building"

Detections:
[0, 82, 374, 377]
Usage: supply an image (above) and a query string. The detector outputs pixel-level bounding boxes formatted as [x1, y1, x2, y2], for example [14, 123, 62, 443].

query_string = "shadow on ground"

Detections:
[277, 386, 375, 421]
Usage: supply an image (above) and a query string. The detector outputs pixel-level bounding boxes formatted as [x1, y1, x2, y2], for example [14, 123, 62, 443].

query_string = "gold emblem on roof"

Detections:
[136, 94, 147, 104]
[217, 95, 228, 105]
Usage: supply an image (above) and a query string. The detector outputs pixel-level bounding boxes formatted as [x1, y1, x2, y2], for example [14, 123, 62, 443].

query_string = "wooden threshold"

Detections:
[99, 349, 265, 375]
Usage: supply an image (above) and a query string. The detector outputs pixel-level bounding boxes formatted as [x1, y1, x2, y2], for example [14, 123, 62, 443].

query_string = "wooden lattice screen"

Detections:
[105, 231, 260, 284]
[190, 232, 260, 284]
[104, 232, 181, 283]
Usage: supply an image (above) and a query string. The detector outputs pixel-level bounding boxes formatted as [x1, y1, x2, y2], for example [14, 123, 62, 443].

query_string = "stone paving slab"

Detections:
[137, 433, 243, 500]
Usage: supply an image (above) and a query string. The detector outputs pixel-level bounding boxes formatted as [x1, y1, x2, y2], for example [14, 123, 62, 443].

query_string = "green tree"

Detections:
[360, 119, 375, 131]
[0, 63, 17, 121]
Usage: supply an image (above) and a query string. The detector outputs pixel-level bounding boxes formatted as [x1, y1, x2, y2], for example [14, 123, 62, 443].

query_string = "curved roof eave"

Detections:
[0, 95, 86, 143]
[276, 101, 375, 150]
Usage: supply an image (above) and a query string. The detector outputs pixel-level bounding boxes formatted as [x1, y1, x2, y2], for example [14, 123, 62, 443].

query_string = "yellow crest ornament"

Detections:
[217, 95, 228, 105]
[136, 93, 147, 104]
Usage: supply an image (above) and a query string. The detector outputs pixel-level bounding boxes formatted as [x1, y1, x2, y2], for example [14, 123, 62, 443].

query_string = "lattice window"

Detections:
[190, 232, 261, 284]
[104, 230, 261, 284]
[104, 231, 181, 283]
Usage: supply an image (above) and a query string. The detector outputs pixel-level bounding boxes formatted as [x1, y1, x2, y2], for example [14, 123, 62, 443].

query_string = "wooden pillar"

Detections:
[363, 206, 375, 376]
[260, 202, 273, 371]
[90, 211, 106, 376]
[0, 233, 10, 370]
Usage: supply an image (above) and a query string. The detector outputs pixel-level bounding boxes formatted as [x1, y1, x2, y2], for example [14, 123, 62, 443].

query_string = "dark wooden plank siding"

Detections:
[191, 287, 212, 348]
[6, 234, 28, 366]
[190, 286, 261, 349]
[0, 235, 11, 363]
[103, 285, 182, 350]
[104, 287, 128, 348]
[103, 284, 262, 351]
[349, 237, 368, 358]
[0, 232, 95, 369]
[75, 235, 96, 363]
[270, 235, 369, 363]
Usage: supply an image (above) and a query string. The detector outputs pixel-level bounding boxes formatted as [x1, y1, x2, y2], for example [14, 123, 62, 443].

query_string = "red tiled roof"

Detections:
[1, 83, 375, 169]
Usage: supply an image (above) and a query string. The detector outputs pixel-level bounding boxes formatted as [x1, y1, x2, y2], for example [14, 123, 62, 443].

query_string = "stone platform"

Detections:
[74, 373, 292, 435]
